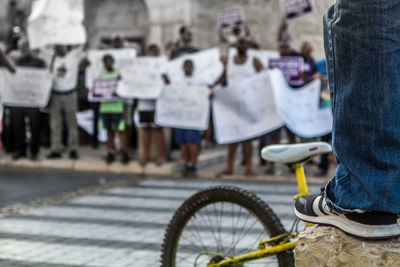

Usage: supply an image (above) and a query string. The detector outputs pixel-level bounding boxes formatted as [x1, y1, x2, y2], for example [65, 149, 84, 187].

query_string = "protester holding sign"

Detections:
[137, 44, 165, 166]
[8, 38, 47, 160]
[0, 48, 16, 152]
[162, 59, 211, 177]
[216, 39, 263, 177]
[96, 54, 130, 165]
[47, 45, 85, 160]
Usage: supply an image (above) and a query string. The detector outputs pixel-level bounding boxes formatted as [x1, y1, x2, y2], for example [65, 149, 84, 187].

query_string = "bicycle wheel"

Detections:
[160, 186, 294, 267]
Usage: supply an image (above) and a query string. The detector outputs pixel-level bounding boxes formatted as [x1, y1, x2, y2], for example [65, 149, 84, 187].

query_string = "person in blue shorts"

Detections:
[174, 60, 201, 176]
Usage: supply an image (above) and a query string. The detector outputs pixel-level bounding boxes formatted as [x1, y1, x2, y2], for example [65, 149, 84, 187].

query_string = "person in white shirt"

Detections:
[137, 44, 165, 166]
[215, 38, 263, 177]
[47, 45, 85, 159]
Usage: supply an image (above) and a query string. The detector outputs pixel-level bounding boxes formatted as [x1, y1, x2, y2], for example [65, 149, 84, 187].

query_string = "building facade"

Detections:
[0, 0, 334, 58]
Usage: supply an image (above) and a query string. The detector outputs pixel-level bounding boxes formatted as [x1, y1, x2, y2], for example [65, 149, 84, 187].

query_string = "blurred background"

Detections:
[0, 0, 334, 57]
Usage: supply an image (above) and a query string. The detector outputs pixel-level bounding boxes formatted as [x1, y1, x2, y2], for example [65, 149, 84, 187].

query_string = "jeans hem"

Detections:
[324, 183, 366, 215]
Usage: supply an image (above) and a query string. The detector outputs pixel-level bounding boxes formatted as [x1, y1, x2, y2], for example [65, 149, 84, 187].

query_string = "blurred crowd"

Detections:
[0, 15, 333, 178]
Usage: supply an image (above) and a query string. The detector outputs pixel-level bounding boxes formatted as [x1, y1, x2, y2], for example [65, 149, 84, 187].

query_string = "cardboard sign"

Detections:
[155, 84, 210, 131]
[88, 78, 120, 102]
[0, 67, 52, 108]
[269, 69, 332, 138]
[213, 71, 284, 144]
[269, 57, 305, 86]
[117, 56, 167, 99]
[86, 48, 137, 89]
[217, 7, 245, 29]
[27, 0, 86, 48]
[280, 0, 315, 20]
[76, 109, 107, 142]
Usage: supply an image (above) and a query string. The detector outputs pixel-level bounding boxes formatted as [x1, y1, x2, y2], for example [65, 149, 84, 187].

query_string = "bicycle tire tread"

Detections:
[160, 185, 294, 267]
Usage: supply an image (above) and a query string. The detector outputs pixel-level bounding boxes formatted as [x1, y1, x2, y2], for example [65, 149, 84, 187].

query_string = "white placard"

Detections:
[27, 0, 86, 49]
[165, 48, 223, 85]
[76, 109, 107, 142]
[269, 69, 332, 138]
[88, 78, 120, 102]
[217, 7, 245, 29]
[280, 0, 315, 20]
[248, 49, 280, 69]
[117, 56, 167, 99]
[213, 71, 284, 144]
[155, 84, 210, 131]
[229, 48, 280, 69]
[86, 49, 137, 90]
[1, 67, 52, 108]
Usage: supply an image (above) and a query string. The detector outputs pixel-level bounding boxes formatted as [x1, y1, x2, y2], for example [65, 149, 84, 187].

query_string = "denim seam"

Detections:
[328, 2, 338, 111]
[324, 183, 366, 214]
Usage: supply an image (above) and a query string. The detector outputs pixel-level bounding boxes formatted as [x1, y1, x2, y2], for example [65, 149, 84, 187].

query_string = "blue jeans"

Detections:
[324, 0, 400, 214]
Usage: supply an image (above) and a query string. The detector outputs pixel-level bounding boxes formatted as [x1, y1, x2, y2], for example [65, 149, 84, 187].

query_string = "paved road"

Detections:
[0, 168, 138, 209]
[0, 174, 322, 267]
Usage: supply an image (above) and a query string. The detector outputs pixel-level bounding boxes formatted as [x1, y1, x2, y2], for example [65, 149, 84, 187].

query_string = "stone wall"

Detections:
[189, 0, 335, 59]
[84, 0, 149, 50]
[0, 0, 335, 58]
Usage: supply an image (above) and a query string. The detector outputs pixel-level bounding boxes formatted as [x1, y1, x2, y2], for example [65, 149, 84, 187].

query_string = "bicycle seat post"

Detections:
[292, 163, 310, 200]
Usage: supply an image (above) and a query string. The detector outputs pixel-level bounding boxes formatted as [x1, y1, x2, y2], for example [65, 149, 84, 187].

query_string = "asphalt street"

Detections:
[0, 169, 323, 267]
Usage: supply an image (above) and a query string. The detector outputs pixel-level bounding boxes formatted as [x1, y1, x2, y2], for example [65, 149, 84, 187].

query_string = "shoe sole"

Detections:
[294, 207, 400, 240]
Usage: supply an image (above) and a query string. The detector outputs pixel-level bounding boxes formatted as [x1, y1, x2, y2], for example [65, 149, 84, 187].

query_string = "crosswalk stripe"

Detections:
[0, 178, 321, 267]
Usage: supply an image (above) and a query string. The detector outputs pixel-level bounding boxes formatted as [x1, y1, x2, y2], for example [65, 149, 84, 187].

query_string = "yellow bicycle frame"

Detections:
[207, 163, 310, 267]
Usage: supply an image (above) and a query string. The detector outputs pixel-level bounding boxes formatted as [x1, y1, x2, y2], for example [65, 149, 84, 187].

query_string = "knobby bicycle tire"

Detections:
[160, 185, 294, 267]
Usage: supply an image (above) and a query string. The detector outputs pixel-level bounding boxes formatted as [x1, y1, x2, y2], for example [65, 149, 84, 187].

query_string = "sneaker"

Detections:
[106, 153, 115, 164]
[47, 151, 62, 159]
[182, 165, 190, 177]
[121, 153, 130, 164]
[69, 150, 79, 160]
[294, 190, 400, 239]
[187, 165, 198, 178]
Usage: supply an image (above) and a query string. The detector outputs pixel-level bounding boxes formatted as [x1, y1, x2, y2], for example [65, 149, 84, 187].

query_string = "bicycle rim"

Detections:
[161, 186, 293, 267]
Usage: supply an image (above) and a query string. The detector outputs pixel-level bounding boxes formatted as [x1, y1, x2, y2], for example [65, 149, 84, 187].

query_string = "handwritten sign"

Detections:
[213, 71, 284, 144]
[269, 57, 304, 86]
[217, 7, 245, 29]
[76, 109, 107, 142]
[269, 69, 332, 138]
[1, 67, 52, 108]
[280, 0, 315, 20]
[165, 48, 223, 85]
[117, 56, 167, 99]
[86, 48, 137, 89]
[88, 78, 120, 102]
[27, 0, 86, 49]
[155, 84, 210, 130]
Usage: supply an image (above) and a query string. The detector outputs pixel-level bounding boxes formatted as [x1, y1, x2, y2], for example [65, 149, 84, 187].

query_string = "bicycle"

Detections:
[160, 141, 332, 267]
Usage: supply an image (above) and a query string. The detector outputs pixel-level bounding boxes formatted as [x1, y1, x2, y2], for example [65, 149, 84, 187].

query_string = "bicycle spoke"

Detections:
[167, 189, 288, 267]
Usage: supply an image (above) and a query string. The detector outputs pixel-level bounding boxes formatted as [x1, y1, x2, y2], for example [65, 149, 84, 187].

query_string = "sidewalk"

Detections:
[0, 143, 333, 184]
[0, 145, 228, 177]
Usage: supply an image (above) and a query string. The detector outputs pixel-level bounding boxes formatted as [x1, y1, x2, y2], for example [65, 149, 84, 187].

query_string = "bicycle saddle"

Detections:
[261, 142, 332, 164]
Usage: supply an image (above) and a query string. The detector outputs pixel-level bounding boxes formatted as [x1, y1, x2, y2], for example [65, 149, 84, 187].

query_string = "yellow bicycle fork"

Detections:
[207, 163, 311, 267]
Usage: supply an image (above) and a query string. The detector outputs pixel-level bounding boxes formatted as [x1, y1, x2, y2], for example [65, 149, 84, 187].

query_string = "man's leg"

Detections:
[49, 94, 63, 155]
[11, 107, 26, 159]
[28, 108, 41, 158]
[323, 0, 400, 214]
[64, 92, 79, 157]
[216, 143, 238, 177]
[243, 140, 255, 177]
[295, 0, 400, 238]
